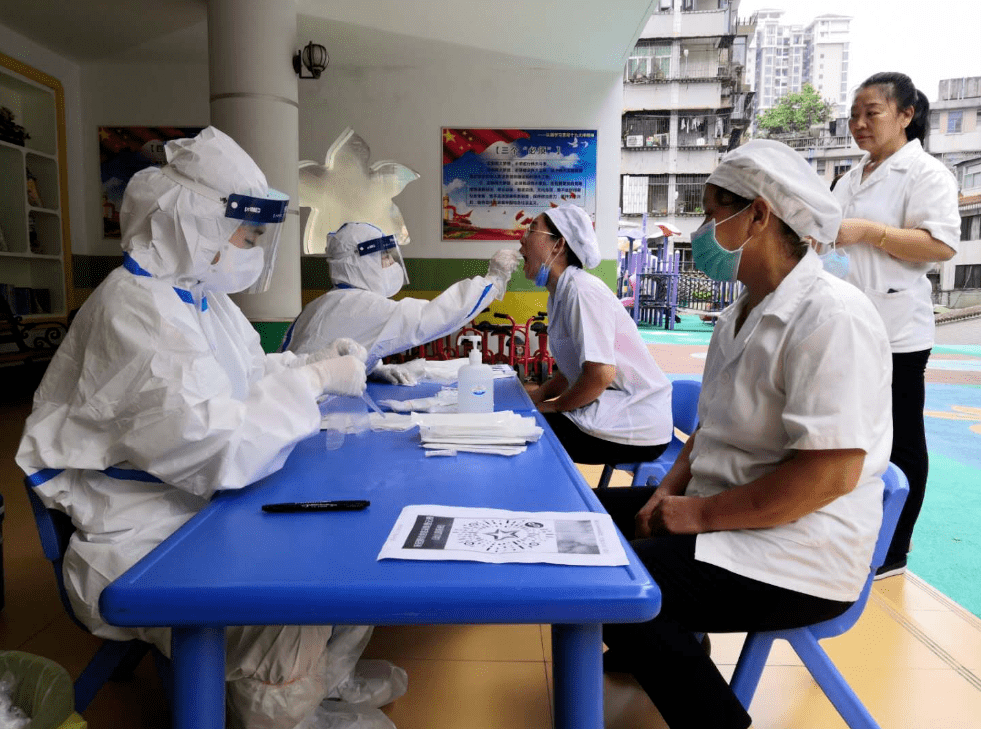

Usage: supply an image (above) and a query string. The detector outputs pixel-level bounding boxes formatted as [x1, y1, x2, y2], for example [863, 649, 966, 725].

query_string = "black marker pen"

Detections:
[262, 500, 370, 513]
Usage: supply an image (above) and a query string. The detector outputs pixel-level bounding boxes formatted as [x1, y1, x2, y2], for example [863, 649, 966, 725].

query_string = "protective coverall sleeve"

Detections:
[17, 277, 322, 500]
[369, 276, 500, 363]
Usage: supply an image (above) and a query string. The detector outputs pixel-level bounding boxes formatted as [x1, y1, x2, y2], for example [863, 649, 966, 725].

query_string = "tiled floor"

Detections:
[3, 385, 981, 728]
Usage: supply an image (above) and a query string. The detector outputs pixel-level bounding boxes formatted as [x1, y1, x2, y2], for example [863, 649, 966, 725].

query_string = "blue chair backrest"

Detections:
[23, 481, 90, 632]
[671, 379, 701, 436]
[810, 462, 909, 641]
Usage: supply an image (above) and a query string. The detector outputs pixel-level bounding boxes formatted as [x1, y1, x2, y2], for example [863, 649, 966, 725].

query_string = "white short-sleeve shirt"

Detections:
[690, 250, 893, 602]
[547, 266, 672, 446]
[833, 139, 960, 352]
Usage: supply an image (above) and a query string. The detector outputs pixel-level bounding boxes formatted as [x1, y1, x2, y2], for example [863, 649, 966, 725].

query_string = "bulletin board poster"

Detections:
[99, 126, 203, 238]
[441, 128, 597, 241]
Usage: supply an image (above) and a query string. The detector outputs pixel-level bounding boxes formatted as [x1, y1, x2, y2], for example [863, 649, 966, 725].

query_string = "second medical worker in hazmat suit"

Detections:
[16, 127, 390, 729]
[280, 221, 522, 381]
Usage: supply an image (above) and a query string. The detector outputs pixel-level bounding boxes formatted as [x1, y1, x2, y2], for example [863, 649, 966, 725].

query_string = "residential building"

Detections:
[745, 9, 851, 130]
[928, 76, 981, 172]
[804, 14, 851, 119]
[928, 79, 981, 306]
[936, 156, 981, 308]
[621, 0, 755, 252]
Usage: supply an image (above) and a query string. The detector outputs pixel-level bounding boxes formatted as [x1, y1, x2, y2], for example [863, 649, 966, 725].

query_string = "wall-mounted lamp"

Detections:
[293, 42, 328, 79]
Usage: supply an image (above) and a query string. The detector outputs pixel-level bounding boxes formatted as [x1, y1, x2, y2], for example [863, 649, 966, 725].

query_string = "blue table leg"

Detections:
[551, 624, 603, 729]
[171, 626, 225, 729]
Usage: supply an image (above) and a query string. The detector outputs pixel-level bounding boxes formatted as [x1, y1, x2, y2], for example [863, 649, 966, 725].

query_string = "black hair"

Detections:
[542, 213, 583, 268]
[710, 185, 805, 261]
[858, 71, 929, 144]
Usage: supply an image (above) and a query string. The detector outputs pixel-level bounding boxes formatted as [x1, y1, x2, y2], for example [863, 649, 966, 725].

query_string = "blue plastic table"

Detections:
[100, 378, 660, 728]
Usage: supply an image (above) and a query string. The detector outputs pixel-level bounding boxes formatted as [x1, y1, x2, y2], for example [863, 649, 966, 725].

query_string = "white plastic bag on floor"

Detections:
[295, 699, 397, 729]
[0, 672, 29, 729]
[330, 660, 408, 708]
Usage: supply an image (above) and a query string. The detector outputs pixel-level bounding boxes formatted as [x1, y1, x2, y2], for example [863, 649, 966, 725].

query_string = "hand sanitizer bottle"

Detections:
[457, 336, 494, 413]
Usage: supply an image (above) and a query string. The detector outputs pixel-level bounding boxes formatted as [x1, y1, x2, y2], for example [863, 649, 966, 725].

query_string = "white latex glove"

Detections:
[322, 337, 369, 363]
[303, 355, 367, 396]
[293, 338, 367, 367]
[372, 362, 419, 386]
[488, 248, 521, 280]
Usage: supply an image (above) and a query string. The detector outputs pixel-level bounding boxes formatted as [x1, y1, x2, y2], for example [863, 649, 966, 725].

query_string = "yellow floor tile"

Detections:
[874, 571, 956, 612]
[576, 463, 634, 488]
[382, 658, 551, 729]
[707, 631, 803, 667]
[602, 670, 669, 729]
[820, 600, 952, 670]
[906, 609, 981, 671]
[361, 624, 545, 662]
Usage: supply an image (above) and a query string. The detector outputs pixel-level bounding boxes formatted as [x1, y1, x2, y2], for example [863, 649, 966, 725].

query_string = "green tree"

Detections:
[756, 84, 834, 136]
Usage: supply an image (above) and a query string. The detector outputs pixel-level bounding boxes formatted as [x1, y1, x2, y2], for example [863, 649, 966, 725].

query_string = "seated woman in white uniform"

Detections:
[596, 140, 893, 729]
[519, 204, 673, 466]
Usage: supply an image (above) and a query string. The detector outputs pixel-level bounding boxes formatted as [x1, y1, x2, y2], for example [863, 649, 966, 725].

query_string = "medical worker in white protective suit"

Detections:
[281, 222, 522, 381]
[15, 127, 401, 729]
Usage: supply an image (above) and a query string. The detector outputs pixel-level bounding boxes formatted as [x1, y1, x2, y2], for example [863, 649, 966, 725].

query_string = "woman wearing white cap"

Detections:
[519, 204, 673, 468]
[598, 141, 893, 729]
[833, 72, 959, 580]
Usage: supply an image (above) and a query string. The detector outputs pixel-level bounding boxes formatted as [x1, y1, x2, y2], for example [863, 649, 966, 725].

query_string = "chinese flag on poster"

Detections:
[442, 129, 530, 164]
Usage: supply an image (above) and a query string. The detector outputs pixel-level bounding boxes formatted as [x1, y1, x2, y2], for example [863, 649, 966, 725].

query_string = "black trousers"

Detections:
[596, 487, 852, 729]
[542, 411, 668, 465]
[886, 349, 931, 565]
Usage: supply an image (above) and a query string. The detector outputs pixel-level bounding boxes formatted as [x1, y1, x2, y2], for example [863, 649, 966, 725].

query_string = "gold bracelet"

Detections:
[876, 225, 888, 248]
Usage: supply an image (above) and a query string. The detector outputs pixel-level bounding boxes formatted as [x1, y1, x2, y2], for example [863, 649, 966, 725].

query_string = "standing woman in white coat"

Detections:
[833, 72, 960, 579]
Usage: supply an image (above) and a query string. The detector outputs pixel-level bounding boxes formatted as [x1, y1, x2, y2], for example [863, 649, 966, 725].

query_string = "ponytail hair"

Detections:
[859, 71, 929, 144]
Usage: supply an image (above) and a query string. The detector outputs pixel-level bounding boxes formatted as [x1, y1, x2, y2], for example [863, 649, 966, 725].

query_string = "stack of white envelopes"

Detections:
[417, 411, 544, 456]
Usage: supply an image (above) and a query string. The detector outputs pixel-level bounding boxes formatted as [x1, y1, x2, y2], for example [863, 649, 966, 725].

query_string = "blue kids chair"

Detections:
[23, 480, 171, 712]
[596, 378, 701, 489]
[728, 462, 910, 729]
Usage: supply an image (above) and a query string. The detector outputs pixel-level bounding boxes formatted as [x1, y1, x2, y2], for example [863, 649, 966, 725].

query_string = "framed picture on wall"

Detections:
[99, 126, 203, 238]
[441, 128, 597, 241]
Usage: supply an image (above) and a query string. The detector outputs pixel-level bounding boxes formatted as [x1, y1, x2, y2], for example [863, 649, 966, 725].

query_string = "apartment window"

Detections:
[954, 264, 981, 289]
[833, 161, 852, 177]
[627, 43, 671, 81]
[976, 109, 981, 126]
[816, 160, 827, 175]
[648, 175, 670, 216]
[675, 174, 709, 215]
[947, 111, 963, 134]
[963, 163, 981, 190]
[621, 176, 649, 215]
[961, 216, 973, 240]
[930, 112, 940, 130]
[622, 113, 670, 147]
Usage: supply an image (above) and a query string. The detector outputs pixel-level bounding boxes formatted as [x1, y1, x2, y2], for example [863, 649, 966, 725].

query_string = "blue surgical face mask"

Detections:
[818, 243, 850, 279]
[534, 247, 560, 287]
[690, 205, 752, 282]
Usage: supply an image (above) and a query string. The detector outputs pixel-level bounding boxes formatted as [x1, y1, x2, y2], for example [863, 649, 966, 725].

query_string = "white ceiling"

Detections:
[0, 0, 655, 72]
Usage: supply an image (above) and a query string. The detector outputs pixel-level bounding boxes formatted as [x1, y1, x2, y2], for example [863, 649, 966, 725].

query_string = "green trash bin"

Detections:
[0, 651, 86, 729]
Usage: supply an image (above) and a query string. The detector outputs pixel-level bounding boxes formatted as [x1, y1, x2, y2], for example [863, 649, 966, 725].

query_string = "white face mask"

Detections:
[378, 260, 404, 297]
[203, 244, 265, 293]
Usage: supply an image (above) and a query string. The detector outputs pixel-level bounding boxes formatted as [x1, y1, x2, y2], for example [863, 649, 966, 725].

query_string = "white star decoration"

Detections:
[299, 127, 420, 254]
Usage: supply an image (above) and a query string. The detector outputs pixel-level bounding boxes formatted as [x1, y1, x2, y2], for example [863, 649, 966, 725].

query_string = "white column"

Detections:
[208, 0, 300, 321]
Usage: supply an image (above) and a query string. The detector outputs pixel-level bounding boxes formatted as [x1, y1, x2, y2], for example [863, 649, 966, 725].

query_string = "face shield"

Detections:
[357, 229, 409, 297]
[160, 166, 289, 294]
